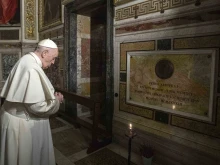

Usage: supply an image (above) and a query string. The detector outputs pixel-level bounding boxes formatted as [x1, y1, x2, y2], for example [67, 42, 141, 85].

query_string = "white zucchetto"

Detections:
[38, 39, 58, 48]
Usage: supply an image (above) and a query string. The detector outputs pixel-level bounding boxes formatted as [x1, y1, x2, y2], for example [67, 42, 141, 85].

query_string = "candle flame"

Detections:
[129, 123, 132, 130]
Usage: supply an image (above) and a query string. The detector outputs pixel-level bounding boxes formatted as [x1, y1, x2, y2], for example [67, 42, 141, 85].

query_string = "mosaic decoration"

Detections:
[120, 41, 155, 71]
[25, 0, 36, 40]
[115, 0, 208, 21]
[126, 50, 216, 122]
[174, 35, 220, 49]
[2, 54, 19, 80]
[120, 83, 153, 119]
[75, 148, 136, 165]
[115, 9, 220, 34]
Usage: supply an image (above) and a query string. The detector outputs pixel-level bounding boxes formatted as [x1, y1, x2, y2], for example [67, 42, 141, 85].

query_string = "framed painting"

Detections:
[39, 0, 63, 31]
[126, 49, 217, 122]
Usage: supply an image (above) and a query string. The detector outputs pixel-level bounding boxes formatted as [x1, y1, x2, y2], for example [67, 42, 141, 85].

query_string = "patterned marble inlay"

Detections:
[115, 0, 209, 21]
[120, 83, 153, 119]
[75, 148, 136, 165]
[174, 35, 220, 49]
[2, 54, 19, 80]
[120, 41, 155, 71]
[171, 114, 220, 138]
[116, 9, 220, 34]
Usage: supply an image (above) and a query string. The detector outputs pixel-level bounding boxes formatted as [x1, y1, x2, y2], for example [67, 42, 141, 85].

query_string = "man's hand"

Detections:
[54, 92, 64, 103]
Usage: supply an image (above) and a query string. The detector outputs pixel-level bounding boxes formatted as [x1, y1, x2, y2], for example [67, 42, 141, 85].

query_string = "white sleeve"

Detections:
[24, 99, 60, 117]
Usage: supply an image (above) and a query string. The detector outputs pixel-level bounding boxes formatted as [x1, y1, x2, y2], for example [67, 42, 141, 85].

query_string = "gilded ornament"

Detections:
[25, 0, 36, 39]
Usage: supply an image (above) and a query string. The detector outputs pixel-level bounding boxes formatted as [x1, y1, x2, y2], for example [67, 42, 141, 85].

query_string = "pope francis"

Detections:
[0, 39, 64, 165]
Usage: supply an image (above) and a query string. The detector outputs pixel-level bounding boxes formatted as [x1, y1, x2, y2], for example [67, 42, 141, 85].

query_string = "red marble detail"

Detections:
[116, 10, 220, 34]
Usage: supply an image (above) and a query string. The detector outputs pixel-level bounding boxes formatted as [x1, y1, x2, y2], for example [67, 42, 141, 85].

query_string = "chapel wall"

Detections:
[0, 0, 38, 90]
[113, 0, 220, 164]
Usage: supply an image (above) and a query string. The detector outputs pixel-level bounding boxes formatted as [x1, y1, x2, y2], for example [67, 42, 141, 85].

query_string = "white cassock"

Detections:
[0, 52, 60, 165]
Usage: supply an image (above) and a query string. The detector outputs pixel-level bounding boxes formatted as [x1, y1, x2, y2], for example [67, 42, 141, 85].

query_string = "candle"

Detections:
[129, 123, 132, 130]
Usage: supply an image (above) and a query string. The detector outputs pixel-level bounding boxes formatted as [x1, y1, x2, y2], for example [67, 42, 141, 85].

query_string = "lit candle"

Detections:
[129, 123, 132, 130]
[172, 105, 175, 110]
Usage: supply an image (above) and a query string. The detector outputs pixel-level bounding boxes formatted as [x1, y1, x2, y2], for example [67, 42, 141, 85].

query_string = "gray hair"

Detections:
[34, 45, 50, 53]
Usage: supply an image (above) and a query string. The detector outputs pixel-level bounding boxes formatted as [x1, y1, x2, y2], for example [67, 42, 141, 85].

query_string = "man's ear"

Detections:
[41, 50, 48, 58]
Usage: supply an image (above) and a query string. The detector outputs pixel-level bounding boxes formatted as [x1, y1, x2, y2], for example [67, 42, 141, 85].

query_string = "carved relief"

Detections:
[25, 0, 36, 40]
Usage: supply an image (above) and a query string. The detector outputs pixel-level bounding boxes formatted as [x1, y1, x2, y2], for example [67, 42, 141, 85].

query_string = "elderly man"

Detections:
[0, 39, 63, 165]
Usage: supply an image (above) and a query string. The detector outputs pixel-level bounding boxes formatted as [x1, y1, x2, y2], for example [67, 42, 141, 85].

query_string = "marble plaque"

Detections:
[126, 50, 217, 122]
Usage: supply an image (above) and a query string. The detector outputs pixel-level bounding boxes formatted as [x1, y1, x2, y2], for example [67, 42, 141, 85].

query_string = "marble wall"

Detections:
[76, 15, 91, 116]
[113, 0, 220, 164]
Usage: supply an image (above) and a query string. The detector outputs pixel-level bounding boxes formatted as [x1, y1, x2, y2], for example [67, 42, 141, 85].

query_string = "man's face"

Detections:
[42, 48, 58, 69]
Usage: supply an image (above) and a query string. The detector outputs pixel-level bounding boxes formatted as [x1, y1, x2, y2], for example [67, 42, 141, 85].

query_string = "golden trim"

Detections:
[39, 0, 63, 31]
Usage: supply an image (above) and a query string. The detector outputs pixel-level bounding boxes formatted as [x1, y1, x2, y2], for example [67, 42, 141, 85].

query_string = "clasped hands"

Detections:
[54, 92, 64, 104]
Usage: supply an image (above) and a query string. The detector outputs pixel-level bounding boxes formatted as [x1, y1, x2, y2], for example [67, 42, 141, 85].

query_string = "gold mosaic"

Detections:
[120, 41, 155, 71]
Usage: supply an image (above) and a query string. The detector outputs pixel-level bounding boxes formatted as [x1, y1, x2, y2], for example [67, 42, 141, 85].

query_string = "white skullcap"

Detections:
[38, 39, 58, 48]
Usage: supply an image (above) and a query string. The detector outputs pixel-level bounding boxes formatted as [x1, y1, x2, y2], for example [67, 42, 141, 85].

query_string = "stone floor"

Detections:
[50, 117, 155, 165]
